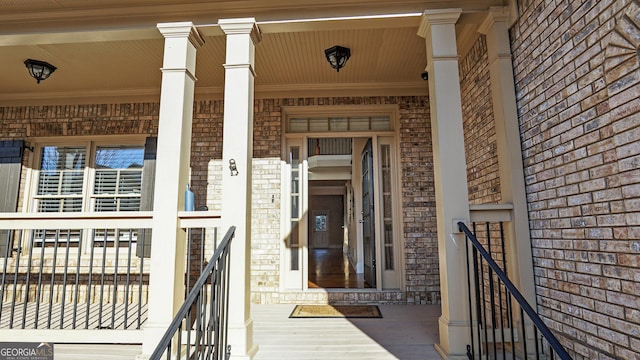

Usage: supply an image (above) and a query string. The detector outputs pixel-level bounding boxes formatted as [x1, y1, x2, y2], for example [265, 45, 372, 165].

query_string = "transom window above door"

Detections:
[287, 116, 392, 133]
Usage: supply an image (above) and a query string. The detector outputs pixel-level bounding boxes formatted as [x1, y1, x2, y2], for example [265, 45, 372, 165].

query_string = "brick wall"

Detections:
[0, 103, 160, 212]
[512, 0, 640, 358]
[396, 96, 440, 304]
[459, 35, 502, 205]
[249, 96, 438, 305]
[0, 95, 439, 306]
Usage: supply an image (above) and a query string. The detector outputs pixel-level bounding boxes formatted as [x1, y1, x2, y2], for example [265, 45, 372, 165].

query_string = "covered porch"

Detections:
[0, 1, 534, 359]
[53, 304, 441, 360]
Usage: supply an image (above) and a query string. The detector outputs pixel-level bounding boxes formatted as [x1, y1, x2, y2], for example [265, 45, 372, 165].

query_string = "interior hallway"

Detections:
[308, 248, 371, 289]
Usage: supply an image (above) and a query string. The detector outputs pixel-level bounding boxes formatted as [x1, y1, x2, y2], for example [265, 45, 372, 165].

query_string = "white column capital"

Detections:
[478, 6, 511, 34]
[478, 7, 513, 65]
[157, 21, 205, 48]
[418, 8, 462, 37]
[219, 18, 262, 45]
[418, 8, 461, 61]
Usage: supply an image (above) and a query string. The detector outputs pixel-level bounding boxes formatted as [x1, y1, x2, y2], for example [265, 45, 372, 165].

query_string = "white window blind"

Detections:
[32, 143, 145, 247]
[92, 146, 143, 212]
[35, 146, 86, 212]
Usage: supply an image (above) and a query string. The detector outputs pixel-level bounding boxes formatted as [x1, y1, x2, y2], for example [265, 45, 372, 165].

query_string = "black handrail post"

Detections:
[464, 222, 476, 360]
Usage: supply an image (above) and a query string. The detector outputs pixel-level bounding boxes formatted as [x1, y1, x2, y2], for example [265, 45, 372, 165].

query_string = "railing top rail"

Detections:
[0, 211, 153, 220]
[149, 225, 235, 359]
[0, 211, 153, 230]
[458, 221, 572, 360]
[178, 211, 222, 229]
[0, 211, 224, 230]
[469, 203, 513, 223]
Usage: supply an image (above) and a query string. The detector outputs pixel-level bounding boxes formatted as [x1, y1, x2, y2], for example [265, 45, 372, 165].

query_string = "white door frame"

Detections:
[280, 105, 403, 292]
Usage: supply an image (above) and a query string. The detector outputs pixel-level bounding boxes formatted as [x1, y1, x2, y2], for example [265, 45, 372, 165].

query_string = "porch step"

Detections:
[252, 304, 442, 360]
[54, 344, 141, 360]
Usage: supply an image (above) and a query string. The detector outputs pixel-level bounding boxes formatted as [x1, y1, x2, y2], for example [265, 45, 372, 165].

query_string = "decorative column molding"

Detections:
[479, 7, 537, 305]
[418, 8, 471, 360]
[219, 17, 261, 360]
[139, 22, 203, 358]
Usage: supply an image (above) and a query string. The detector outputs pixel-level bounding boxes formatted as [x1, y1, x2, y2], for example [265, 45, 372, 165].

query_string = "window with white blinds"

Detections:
[32, 141, 145, 247]
[93, 146, 143, 212]
[35, 146, 86, 212]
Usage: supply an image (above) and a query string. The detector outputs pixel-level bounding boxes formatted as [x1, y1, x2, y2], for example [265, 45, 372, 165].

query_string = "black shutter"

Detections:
[0, 140, 23, 258]
[137, 137, 156, 258]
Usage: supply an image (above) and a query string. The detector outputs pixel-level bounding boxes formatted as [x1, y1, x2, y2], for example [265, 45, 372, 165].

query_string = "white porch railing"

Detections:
[0, 211, 221, 344]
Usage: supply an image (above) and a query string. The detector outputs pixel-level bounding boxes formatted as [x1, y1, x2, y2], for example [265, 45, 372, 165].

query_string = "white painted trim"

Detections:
[0, 82, 429, 107]
[0, 211, 153, 230]
[177, 211, 221, 228]
[282, 104, 400, 118]
[0, 330, 143, 343]
[469, 204, 513, 223]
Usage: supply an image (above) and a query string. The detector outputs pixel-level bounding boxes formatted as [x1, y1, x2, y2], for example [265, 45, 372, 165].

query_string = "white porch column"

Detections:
[418, 9, 471, 359]
[139, 22, 204, 357]
[219, 17, 261, 360]
[478, 7, 536, 304]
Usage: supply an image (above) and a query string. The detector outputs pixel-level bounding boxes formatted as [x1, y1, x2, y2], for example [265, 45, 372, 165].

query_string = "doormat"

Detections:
[289, 305, 382, 318]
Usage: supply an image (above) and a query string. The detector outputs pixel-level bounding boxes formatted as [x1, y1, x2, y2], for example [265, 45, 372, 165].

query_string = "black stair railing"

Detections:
[459, 221, 572, 360]
[150, 226, 235, 360]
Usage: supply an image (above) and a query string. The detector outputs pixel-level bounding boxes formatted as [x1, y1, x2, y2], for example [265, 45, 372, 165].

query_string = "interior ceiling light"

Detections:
[24, 59, 57, 84]
[324, 45, 351, 72]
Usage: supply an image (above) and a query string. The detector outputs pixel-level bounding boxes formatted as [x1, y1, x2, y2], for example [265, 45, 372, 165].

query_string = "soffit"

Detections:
[0, 1, 502, 105]
[0, 0, 503, 32]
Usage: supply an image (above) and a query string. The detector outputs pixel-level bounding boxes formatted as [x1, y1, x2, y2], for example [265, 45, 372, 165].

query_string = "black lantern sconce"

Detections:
[24, 59, 57, 84]
[324, 45, 351, 72]
[229, 159, 239, 176]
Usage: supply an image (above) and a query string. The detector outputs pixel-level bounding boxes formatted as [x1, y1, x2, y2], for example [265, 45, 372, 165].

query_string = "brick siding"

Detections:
[512, 0, 640, 358]
[0, 96, 440, 306]
[460, 35, 502, 205]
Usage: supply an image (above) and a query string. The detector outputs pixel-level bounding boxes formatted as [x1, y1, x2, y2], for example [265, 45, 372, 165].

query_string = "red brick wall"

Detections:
[459, 35, 502, 205]
[512, 0, 640, 358]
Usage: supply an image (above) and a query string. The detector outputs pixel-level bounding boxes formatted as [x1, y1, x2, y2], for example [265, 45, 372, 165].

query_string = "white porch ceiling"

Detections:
[0, 0, 507, 105]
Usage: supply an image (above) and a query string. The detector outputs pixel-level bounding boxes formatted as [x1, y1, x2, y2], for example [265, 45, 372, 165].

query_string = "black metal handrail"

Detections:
[149, 226, 235, 360]
[459, 221, 572, 360]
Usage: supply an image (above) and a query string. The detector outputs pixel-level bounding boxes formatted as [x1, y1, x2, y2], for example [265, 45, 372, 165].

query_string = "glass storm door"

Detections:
[361, 139, 376, 287]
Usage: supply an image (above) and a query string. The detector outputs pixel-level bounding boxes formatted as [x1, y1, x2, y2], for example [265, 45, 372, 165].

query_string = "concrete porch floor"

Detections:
[54, 304, 442, 360]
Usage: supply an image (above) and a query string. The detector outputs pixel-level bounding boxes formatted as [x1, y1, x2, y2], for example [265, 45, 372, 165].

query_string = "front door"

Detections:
[361, 139, 376, 287]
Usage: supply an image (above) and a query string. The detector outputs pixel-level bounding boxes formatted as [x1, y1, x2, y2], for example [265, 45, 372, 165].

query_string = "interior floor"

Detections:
[308, 248, 372, 289]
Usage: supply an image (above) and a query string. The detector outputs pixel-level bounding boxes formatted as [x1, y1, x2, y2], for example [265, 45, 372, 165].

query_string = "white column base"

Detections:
[137, 321, 169, 358]
[435, 316, 472, 360]
[228, 319, 258, 360]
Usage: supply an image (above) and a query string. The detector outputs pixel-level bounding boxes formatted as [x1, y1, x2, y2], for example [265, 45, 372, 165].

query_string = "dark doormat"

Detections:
[289, 305, 382, 318]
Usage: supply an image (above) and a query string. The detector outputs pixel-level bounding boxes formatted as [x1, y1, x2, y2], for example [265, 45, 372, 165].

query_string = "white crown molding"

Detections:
[0, 81, 428, 106]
